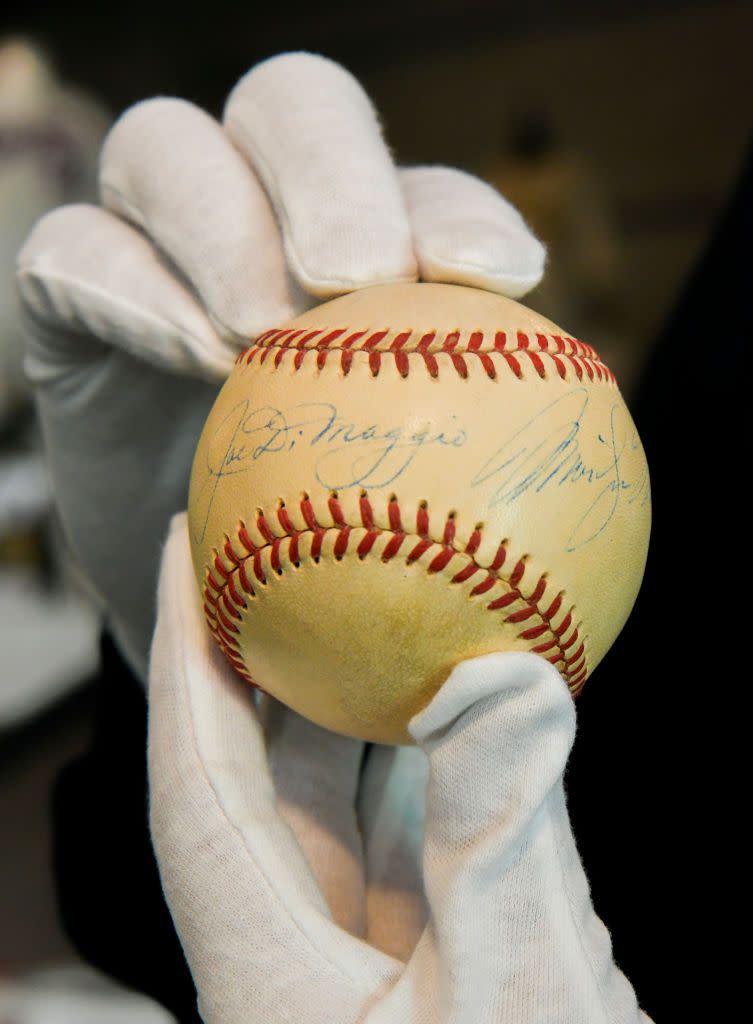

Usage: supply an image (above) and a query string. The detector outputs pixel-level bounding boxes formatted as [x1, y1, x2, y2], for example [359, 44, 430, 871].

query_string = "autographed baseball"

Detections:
[188, 283, 651, 744]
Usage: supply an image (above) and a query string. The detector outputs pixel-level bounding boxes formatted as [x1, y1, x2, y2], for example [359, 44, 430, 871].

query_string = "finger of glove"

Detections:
[361, 654, 577, 1022]
[223, 52, 417, 296]
[149, 513, 402, 1024]
[27, 339, 218, 679]
[17, 203, 235, 381]
[364, 654, 646, 1023]
[356, 744, 429, 963]
[399, 165, 546, 298]
[256, 693, 368, 939]
[100, 96, 300, 340]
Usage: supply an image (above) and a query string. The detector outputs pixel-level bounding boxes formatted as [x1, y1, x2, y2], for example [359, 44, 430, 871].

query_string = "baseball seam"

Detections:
[235, 327, 615, 383]
[201, 493, 588, 698]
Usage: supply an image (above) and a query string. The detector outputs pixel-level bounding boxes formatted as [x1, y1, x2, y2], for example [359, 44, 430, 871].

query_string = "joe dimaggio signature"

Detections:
[191, 400, 467, 542]
[470, 388, 650, 551]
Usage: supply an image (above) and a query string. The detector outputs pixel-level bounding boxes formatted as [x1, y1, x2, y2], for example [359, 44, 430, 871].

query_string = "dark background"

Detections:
[2, 1, 749, 1020]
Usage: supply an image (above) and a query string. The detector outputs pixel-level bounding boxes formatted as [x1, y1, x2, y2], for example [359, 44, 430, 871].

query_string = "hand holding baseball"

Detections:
[150, 512, 651, 1023]
[16, 51, 652, 1023]
[16, 51, 544, 681]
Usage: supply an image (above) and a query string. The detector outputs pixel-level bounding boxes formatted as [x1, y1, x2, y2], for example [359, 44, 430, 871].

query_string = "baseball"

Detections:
[188, 283, 651, 744]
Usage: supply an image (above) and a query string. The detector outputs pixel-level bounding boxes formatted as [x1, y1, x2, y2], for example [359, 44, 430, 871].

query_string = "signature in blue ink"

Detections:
[191, 400, 467, 542]
[470, 388, 650, 551]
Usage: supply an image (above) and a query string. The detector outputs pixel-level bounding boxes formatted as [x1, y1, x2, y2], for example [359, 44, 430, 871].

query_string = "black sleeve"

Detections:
[51, 632, 201, 1024]
[564, 138, 752, 1023]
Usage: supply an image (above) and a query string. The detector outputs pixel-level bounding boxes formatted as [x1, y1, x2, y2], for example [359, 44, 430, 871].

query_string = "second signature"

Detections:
[470, 388, 650, 551]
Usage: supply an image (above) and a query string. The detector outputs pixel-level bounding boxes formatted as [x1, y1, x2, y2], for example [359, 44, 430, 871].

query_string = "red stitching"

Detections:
[239, 326, 615, 383]
[202, 495, 587, 699]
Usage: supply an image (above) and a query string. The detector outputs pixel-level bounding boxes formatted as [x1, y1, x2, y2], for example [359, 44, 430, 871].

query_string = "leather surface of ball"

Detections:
[188, 283, 651, 744]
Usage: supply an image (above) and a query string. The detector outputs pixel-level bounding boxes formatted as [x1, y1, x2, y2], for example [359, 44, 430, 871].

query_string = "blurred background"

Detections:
[1, 1, 749, 1020]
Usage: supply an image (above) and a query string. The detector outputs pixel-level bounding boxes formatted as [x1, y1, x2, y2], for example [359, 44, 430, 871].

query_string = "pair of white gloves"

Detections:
[17, 53, 652, 1023]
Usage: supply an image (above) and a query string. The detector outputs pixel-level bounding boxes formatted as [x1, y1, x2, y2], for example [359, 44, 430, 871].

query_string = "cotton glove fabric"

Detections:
[15, 51, 545, 681]
[149, 514, 652, 1024]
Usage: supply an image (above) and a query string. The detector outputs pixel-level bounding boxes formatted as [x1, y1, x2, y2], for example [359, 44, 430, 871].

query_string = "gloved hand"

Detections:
[18, 51, 652, 1022]
[150, 512, 652, 1024]
[16, 51, 545, 681]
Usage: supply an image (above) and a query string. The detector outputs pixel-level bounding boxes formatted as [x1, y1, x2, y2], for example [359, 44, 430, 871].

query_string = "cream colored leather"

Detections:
[188, 283, 650, 744]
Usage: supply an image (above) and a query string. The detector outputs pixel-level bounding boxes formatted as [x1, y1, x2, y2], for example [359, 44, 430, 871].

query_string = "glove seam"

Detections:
[177, 590, 390, 993]
[415, 255, 544, 287]
[550, 785, 619, 1021]
[16, 266, 231, 379]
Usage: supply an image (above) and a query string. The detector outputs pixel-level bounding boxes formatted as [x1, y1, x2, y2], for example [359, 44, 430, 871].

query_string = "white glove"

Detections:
[19, 50, 652, 1023]
[16, 51, 545, 681]
[150, 513, 652, 1024]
